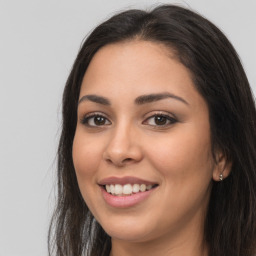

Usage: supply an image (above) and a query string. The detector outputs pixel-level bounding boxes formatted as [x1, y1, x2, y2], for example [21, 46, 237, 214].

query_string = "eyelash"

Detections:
[80, 112, 177, 128]
[80, 112, 111, 127]
[143, 113, 177, 127]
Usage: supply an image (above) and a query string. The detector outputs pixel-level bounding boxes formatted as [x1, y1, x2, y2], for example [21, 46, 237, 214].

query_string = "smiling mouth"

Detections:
[102, 183, 159, 196]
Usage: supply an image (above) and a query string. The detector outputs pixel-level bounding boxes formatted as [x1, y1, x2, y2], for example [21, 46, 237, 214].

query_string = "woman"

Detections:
[49, 4, 256, 256]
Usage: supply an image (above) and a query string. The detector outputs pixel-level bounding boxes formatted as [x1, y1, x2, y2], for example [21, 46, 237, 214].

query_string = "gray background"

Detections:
[0, 0, 255, 255]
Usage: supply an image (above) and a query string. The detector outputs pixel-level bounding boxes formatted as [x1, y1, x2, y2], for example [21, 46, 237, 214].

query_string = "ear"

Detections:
[212, 153, 232, 182]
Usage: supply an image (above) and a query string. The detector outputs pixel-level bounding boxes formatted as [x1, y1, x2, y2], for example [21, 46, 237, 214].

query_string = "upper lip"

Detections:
[98, 176, 158, 186]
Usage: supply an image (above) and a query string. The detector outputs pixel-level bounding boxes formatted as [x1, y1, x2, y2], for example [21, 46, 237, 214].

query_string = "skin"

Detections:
[72, 40, 228, 256]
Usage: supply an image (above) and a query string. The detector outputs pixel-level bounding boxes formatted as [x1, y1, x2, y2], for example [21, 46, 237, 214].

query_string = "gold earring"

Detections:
[219, 173, 223, 181]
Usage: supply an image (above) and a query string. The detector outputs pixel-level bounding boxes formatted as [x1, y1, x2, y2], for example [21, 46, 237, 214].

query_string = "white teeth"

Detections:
[132, 184, 140, 193]
[140, 184, 146, 192]
[114, 184, 123, 195]
[106, 184, 111, 193]
[105, 183, 155, 195]
[110, 184, 115, 194]
[146, 185, 152, 190]
[123, 184, 133, 195]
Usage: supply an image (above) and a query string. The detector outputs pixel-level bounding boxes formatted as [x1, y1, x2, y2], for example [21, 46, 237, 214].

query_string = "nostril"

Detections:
[124, 158, 132, 162]
[122, 158, 134, 164]
[105, 157, 134, 167]
[106, 159, 113, 164]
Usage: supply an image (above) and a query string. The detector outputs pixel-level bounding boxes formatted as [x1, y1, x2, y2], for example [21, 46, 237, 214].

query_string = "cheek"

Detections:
[72, 131, 102, 184]
[72, 131, 104, 214]
[144, 127, 214, 222]
[145, 124, 213, 181]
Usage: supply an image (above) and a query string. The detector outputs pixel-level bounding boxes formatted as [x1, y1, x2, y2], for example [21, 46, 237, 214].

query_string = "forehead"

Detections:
[83, 40, 178, 82]
[80, 40, 204, 109]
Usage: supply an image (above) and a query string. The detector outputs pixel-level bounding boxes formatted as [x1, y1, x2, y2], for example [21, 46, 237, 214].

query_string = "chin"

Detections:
[98, 215, 157, 242]
[105, 227, 152, 242]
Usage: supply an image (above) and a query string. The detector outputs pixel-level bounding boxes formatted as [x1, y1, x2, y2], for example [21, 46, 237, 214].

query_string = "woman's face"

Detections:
[73, 41, 218, 243]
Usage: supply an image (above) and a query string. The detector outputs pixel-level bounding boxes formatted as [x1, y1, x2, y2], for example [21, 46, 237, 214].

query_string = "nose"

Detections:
[103, 124, 143, 167]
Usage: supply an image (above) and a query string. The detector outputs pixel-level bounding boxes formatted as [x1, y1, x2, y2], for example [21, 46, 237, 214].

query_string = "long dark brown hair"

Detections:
[48, 4, 256, 256]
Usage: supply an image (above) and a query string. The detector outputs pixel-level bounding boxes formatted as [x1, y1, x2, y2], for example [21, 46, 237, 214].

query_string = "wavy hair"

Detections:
[48, 4, 256, 256]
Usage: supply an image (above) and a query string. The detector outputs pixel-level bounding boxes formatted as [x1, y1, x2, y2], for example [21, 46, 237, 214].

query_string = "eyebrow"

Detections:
[78, 92, 189, 106]
[78, 94, 111, 105]
[134, 93, 189, 105]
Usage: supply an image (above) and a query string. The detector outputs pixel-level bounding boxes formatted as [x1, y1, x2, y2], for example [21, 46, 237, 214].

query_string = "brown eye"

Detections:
[94, 116, 106, 125]
[143, 114, 177, 127]
[81, 114, 111, 127]
[154, 116, 168, 125]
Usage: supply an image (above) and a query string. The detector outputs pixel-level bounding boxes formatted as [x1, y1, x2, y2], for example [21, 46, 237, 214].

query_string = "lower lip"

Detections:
[101, 186, 156, 208]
